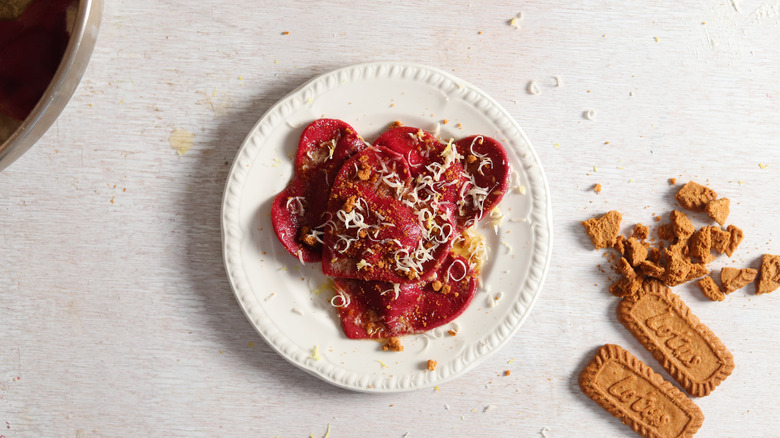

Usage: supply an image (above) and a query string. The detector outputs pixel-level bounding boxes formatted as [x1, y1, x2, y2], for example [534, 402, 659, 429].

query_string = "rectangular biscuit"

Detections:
[617, 279, 734, 397]
[579, 344, 704, 438]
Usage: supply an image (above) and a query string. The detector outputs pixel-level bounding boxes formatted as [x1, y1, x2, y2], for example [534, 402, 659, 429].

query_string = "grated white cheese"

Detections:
[446, 258, 468, 282]
[381, 283, 401, 300]
[330, 290, 351, 308]
[285, 196, 305, 217]
[488, 206, 504, 234]
[500, 240, 514, 255]
[356, 259, 372, 270]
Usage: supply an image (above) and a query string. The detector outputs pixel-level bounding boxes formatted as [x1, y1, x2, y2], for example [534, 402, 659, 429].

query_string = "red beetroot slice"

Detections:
[334, 253, 478, 339]
[373, 126, 443, 177]
[271, 119, 365, 262]
[322, 145, 455, 283]
[453, 135, 511, 228]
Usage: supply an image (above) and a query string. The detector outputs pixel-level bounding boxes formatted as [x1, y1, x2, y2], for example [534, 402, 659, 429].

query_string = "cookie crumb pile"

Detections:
[582, 180, 777, 301]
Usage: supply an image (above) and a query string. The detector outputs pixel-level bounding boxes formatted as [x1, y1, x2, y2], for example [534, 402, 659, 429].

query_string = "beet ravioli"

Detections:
[271, 119, 365, 262]
[334, 254, 478, 339]
[271, 119, 511, 338]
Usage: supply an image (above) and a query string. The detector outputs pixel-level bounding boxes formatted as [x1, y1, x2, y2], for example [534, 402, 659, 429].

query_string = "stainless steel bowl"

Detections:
[0, 0, 102, 172]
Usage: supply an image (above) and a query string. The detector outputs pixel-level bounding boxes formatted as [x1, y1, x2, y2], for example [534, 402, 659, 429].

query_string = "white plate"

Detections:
[221, 62, 552, 392]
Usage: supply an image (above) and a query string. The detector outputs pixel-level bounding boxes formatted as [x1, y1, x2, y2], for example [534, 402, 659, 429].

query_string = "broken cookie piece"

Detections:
[609, 276, 642, 298]
[708, 226, 731, 254]
[724, 225, 743, 257]
[624, 237, 648, 267]
[697, 276, 724, 301]
[632, 223, 649, 240]
[721, 267, 758, 294]
[689, 227, 713, 263]
[657, 223, 675, 241]
[670, 210, 696, 239]
[664, 247, 691, 286]
[616, 257, 636, 278]
[613, 235, 626, 255]
[705, 198, 730, 226]
[638, 260, 665, 279]
[647, 246, 662, 264]
[686, 263, 709, 282]
[676, 181, 717, 212]
[756, 254, 780, 295]
[582, 210, 622, 250]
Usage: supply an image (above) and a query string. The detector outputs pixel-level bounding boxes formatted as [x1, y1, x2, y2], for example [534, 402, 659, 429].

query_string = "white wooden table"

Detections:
[2, 1, 779, 436]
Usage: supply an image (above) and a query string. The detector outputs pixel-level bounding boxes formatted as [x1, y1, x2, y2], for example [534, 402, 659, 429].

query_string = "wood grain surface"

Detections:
[1, 1, 779, 436]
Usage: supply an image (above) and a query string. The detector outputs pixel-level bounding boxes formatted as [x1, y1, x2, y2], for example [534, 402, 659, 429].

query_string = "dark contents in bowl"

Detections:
[0, 0, 76, 142]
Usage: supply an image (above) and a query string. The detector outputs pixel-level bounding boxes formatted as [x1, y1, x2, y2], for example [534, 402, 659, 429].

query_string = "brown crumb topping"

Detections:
[299, 226, 317, 247]
[382, 337, 404, 352]
[427, 359, 437, 371]
[357, 164, 371, 181]
[343, 195, 357, 213]
[593, 183, 602, 194]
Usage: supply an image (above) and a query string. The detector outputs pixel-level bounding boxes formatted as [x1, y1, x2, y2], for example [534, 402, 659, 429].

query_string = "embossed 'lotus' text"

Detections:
[632, 296, 720, 382]
[646, 307, 702, 366]
[607, 374, 671, 428]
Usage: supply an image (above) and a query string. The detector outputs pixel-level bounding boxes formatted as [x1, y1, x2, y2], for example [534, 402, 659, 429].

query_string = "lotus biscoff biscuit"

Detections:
[617, 280, 735, 397]
[579, 344, 704, 437]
